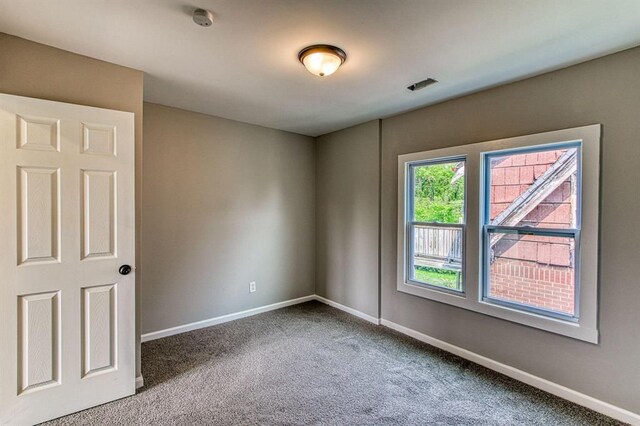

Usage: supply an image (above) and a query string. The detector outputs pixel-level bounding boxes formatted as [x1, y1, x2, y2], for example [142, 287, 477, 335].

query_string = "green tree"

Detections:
[413, 162, 464, 223]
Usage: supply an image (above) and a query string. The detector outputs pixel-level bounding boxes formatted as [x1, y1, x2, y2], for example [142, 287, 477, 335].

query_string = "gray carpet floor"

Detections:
[46, 301, 623, 425]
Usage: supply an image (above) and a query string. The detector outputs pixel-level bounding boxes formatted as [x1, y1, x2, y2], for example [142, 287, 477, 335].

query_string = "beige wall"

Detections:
[141, 103, 315, 334]
[380, 47, 640, 413]
[0, 33, 145, 377]
[4, 30, 639, 414]
[315, 121, 380, 318]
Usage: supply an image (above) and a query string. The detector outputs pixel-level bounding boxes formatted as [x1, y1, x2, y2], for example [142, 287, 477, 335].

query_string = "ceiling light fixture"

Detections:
[298, 45, 347, 77]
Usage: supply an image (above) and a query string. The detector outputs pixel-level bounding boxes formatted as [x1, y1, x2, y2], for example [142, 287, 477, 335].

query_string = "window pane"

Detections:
[487, 231, 576, 316]
[413, 161, 464, 224]
[488, 147, 578, 229]
[411, 224, 463, 291]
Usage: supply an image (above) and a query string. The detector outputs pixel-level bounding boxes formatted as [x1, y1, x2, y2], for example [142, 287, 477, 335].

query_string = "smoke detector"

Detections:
[193, 9, 213, 27]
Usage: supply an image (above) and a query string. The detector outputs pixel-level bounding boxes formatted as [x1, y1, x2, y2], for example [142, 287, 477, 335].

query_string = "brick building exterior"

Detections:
[489, 149, 576, 315]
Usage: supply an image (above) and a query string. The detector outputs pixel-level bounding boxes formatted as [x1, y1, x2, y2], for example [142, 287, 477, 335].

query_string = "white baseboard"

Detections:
[141, 295, 315, 342]
[380, 319, 640, 425]
[138, 293, 637, 424]
[313, 295, 381, 325]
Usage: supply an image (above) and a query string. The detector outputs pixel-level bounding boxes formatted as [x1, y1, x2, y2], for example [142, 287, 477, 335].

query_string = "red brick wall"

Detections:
[489, 149, 576, 314]
[489, 259, 575, 315]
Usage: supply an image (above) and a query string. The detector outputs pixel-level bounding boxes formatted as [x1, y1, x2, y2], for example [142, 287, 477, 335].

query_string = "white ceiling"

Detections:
[2, 0, 640, 136]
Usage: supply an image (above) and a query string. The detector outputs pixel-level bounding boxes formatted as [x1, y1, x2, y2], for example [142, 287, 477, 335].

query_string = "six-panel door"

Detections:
[0, 94, 135, 425]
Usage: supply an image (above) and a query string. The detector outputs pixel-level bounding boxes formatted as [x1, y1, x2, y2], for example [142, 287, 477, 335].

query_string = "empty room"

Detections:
[0, 0, 639, 424]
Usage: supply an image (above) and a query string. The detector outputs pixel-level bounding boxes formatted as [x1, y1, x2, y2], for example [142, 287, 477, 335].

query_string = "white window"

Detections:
[482, 143, 581, 320]
[397, 125, 600, 342]
[406, 158, 466, 293]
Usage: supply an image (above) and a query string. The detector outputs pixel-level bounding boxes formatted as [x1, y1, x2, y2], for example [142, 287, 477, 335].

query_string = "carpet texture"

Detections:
[46, 301, 623, 425]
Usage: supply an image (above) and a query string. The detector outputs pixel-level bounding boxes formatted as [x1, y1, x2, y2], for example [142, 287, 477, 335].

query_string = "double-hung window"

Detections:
[482, 143, 581, 320]
[397, 125, 600, 342]
[407, 158, 466, 293]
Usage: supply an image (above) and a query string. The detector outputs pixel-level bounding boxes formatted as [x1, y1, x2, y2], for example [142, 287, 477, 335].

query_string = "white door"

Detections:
[0, 94, 136, 425]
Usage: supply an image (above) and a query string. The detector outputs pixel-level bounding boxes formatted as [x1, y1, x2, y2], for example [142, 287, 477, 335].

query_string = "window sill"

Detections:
[397, 280, 598, 344]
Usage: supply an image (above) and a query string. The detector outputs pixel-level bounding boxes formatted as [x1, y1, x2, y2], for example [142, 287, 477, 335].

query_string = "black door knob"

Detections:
[119, 265, 132, 275]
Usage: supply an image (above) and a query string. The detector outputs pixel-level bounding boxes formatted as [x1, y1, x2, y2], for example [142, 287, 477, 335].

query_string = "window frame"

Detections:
[406, 158, 467, 295]
[397, 125, 600, 343]
[481, 141, 582, 322]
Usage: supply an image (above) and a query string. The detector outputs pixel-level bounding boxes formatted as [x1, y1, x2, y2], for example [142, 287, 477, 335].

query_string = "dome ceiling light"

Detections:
[298, 44, 347, 77]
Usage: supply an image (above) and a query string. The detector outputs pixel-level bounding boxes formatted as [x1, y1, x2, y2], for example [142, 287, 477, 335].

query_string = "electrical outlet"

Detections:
[249, 281, 256, 293]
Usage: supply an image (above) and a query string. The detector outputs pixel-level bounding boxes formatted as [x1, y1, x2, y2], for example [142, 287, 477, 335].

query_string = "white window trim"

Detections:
[397, 125, 600, 343]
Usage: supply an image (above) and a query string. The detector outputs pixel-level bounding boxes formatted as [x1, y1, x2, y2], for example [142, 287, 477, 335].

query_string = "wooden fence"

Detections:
[414, 225, 463, 270]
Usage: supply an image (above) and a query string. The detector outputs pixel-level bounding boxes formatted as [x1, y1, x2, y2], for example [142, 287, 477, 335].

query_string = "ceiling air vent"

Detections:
[407, 78, 437, 91]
